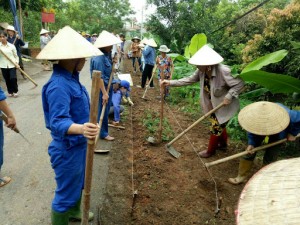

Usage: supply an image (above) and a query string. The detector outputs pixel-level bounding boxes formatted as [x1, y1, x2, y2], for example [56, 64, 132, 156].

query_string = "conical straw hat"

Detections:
[36, 26, 103, 60]
[238, 101, 290, 136]
[141, 37, 148, 44]
[237, 158, 300, 225]
[94, 30, 122, 48]
[145, 38, 157, 47]
[40, 28, 50, 35]
[188, 45, 223, 66]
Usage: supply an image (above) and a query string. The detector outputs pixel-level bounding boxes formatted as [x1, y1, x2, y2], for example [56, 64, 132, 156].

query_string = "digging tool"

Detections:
[141, 65, 157, 100]
[81, 70, 102, 225]
[0, 112, 30, 144]
[108, 123, 125, 130]
[158, 70, 165, 143]
[0, 49, 38, 87]
[166, 102, 225, 158]
[205, 133, 300, 168]
[94, 63, 116, 153]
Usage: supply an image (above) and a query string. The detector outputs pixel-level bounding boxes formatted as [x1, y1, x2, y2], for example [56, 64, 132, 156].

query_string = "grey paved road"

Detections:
[0, 59, 110, 225]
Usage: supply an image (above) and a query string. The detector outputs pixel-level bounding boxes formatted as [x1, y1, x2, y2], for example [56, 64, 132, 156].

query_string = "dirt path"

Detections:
[99, 59, 246, 224]
[0, 58, 246, 225]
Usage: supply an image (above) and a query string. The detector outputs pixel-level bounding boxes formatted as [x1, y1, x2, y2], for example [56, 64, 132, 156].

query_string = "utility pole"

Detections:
[17, 0, 24, 39]
[140, 5, 143, 39]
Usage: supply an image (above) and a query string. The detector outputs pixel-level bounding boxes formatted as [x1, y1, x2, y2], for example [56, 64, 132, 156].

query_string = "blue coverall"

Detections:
[90, 52, 113, 138]
[42, 64, 90, 213]
[0, 87, 6, 170]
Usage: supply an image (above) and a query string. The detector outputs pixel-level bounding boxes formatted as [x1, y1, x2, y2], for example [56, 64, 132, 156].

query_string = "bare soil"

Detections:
[99, 59, 247, 225]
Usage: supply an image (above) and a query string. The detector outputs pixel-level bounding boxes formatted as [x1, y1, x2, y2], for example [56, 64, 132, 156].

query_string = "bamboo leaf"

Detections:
[242, 50, 288, 73]
[188, 33, 207, 56]
[239, 70, 300, 93]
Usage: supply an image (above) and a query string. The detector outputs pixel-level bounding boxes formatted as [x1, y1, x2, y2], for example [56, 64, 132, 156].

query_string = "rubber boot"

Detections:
[68, 197, 94, 221]
[218, 128, 228, 150]
[51, 210, 69, 225]
[199, 135, 219, 158]
[228, 159, 253, 185]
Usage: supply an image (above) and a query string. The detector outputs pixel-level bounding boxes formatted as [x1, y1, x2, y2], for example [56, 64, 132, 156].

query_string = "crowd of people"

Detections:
[0, 24, 299, 225]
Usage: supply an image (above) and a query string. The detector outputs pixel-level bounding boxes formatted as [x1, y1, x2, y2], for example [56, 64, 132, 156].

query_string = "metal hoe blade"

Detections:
[165, 145, 181, 158]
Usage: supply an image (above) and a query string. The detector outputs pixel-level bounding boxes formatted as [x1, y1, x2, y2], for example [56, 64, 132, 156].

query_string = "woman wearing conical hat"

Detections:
[161, 45, 245, 158]
[91, 31, 122, 141]
[40, 28, 52, 71]
[228, 101, 300, 185]
[141, 38, 157, 88]
[37, 26, 102, 224]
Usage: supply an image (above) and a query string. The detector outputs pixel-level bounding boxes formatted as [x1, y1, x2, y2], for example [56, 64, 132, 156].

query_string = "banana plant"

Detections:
[239, 50, 300, 94]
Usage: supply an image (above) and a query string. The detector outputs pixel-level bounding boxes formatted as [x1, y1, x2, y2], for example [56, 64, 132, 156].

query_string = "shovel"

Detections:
[205, 133, 300, 168]
[166, 102, 225, 158]
[141, 65, 157, 100]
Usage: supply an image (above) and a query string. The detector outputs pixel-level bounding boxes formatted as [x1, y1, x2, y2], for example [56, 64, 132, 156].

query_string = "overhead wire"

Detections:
[210, 0, 272, 34]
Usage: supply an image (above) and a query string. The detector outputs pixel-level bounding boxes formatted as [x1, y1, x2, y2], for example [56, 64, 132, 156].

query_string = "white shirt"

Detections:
[0, 42, 19, 68]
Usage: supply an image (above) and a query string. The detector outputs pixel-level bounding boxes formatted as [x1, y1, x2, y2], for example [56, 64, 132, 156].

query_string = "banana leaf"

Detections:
[188, 33, 207, 57]
[242, 50, 288, 73]
[184, 45, 190, 59]
[239, 70, 300, 94]
[240, 88, 269, 99]
[168, 53, 186, 62]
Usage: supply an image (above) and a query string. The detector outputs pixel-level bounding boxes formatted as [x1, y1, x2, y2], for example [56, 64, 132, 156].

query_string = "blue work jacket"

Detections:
[90, 52, 112, 86]
[142, 45, 156, 66]
[42, 64, 90, 147]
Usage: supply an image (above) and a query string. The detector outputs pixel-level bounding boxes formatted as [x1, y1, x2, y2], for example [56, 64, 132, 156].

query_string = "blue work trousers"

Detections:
[98, 86, 113, 138]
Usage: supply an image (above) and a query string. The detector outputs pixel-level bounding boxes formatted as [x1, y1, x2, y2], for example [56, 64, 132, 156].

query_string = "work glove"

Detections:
[122, 96, 128, 104]
[127, 97, 134, 106]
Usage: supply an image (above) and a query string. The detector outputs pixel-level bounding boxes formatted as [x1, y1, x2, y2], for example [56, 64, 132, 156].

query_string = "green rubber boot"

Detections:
[51, 210, 69, 225]
[68, 197, 94, 221]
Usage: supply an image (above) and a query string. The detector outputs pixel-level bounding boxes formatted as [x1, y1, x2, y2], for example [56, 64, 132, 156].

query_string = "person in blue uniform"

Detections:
[0, 86, 17, 188]
[37, 26, 103, 225]
[228, 101, 300, 185]
[91, 30, 121, 141]
[110, 80, 132, 125]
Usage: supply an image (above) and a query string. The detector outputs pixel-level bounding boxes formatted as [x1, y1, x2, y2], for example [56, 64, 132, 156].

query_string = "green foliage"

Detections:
[188, 33, 207, 57]
[142, 110, 175, 142]
[241, 50, 288, 73]
[240, 70, 300, 94]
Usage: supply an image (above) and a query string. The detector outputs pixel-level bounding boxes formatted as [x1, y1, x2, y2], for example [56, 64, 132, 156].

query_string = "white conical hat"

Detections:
[93, 30, 122, 48]
[141, 37, 148, 44]
[188, 45, 223, 66]
[145, 38, 157, 47]
[6, 25, 16, 32]
[36, 26, 103, 60]
[238, 101, 290, 136]
[40, 28, 50, 35]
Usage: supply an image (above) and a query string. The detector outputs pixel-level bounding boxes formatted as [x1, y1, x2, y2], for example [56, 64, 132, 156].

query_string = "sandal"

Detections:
[103, 135, 115, 141]
[0, 176, 11, 187]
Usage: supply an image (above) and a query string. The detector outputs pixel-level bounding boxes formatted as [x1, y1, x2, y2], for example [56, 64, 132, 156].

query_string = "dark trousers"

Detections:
[1, 68, 18, 94]
[17, 52, 24, 69]
[141, 64, 154, 88]
[132, 57, 142, 72]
